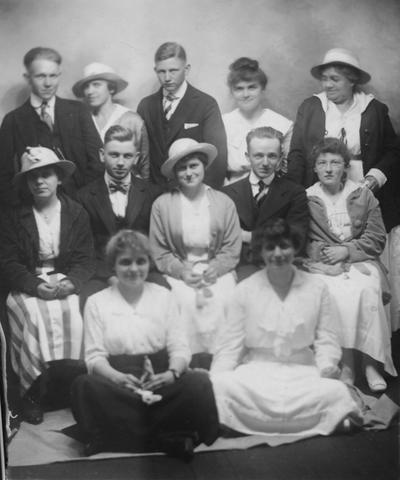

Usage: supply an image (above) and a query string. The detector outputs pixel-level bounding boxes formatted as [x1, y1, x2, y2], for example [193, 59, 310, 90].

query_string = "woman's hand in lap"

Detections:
[37, 282, 59, 300]
[143, 371, 175, 391]
[321, 246, 349, 265]
[203, 265, 218, 284]
[56, 279, 75, 298]
[113, 372, 142, 390]
[320, 366, 340, 379]
[181, 269, 203, 288]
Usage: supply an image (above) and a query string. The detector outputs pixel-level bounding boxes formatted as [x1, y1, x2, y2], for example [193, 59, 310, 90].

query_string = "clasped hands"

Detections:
[114, 370, 175, 392]
[320, 245, 349, 265]
[181, 264, 218, 288]
[37, 278, 75, 300]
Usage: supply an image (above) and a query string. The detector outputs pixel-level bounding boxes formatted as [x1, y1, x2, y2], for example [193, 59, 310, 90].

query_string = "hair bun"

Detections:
[230, 57, 259, 72]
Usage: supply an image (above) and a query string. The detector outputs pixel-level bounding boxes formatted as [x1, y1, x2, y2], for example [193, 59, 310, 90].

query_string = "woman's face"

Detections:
[114, 249, 150, 290]
[320, 66, 354, 104]
[261, 238, 295, 270]
[175, 155, 205, 189]
[26, 166, 60, 200]
[83, 79, 112, 108]
[314, 152, 346, 190]
[231, 80, 264, 114]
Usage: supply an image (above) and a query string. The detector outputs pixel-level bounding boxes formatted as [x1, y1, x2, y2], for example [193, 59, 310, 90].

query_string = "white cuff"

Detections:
[365, 168, 387, 188]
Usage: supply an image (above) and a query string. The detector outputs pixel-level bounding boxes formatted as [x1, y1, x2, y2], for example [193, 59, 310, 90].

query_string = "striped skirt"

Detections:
[6, 274, 83, 395]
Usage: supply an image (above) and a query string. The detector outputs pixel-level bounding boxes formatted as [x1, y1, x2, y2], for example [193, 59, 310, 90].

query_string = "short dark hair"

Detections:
[154, 42, 186, 63]
[311, 137, 351, 169]
[104, 125, 138, 149]
[105, 230, 151, 270]
[246, 126, 283, 153]
[173, 152, 208, 175]
[252, 218, 303, 263]
[227, 57, 268, 90]
[23, 47, 62, 69]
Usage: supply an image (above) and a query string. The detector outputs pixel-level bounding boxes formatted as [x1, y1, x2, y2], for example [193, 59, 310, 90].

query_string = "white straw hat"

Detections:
[72, 62, 129, 97]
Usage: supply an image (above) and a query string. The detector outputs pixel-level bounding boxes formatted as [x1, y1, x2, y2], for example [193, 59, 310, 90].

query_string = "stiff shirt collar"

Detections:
[249, 170, 275, 187]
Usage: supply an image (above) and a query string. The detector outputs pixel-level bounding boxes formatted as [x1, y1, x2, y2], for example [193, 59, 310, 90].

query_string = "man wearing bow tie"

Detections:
[223, 126, 309, 274]
[77, 125, 163, 305]
[137, 42, 227, 188]
[0, 47, 102, 206]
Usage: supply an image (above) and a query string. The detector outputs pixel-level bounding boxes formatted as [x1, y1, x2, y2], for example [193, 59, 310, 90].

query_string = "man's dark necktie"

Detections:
[109, 182, 129, 194]
[40, 101, 53, 131]
[254, 180, 265, 205]
[163, 93, 178, 119]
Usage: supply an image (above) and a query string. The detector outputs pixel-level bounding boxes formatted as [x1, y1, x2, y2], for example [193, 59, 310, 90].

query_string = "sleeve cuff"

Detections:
[366, 168, 387, 188]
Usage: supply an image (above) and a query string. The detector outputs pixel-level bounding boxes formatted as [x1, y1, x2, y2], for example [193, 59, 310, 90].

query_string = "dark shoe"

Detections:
[22, 395, 43, 425]
[158, 434, 195, 462]
[84, 436, 108, 456]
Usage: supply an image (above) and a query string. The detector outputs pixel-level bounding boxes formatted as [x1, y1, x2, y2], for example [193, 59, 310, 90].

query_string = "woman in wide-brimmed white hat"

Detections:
[287, 47, 400, 333]
[73, 62, 149, 179]
[0, 147, 95, 424]
[149, 138, 241, 367]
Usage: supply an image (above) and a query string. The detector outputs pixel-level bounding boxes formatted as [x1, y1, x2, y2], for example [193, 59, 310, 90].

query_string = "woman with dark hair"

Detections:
[223, 57, 293, 184]
[0, 147, 94, 424]
[71, 230, 219, 460]
[150, 138, 241, 365]
[304, 138, 396, 391]
[211, 218, 361, 444]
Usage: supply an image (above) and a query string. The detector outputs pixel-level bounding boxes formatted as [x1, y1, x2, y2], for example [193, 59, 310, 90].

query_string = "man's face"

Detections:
[246, 137, 282, 179]
[154, 57, 189, 94]
[24, 58, 61, 101]
[100, 140, 138, 181]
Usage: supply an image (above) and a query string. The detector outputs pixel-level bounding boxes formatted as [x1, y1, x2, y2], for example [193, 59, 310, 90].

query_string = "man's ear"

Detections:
[99, 148, 105, 164]
[184, 64, 191, 76]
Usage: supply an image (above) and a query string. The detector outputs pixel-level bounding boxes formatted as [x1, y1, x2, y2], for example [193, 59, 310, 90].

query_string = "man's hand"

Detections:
[56, 279, 75, 298]
[37, 282, 59, 300]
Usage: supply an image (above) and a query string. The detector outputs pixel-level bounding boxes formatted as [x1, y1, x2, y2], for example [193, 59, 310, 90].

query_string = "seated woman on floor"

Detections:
[211, 218, 361, 444]
[71, 230, 219, 460]
[303, 138, 397, 391]
[149, 138, 241, 367]
[0, 147, 95, 425]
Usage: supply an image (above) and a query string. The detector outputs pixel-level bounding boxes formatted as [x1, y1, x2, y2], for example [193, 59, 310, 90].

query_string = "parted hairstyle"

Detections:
[154, 42, 187, 63]
[23, 47, 62, 69]
[105, 230, 152, 270]
[246, 126, 283, 154]
[252, 218, 303, 265]
[103, 125, 139, 149]
[310, 137, 351, 169]
[227, 57, 268, 90]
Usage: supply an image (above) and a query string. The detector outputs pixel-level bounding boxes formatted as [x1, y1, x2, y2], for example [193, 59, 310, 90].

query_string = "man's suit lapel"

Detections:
[166, 84, 197, 143]
[91, 179, 117, 234]
[125, 177, 146, 226]
[148, 90, 167, 150]
[15, 101, 40, 148]
[259, 177, 291, 218]
[231, 178, 257, 230]
[55, 98, 74, 158]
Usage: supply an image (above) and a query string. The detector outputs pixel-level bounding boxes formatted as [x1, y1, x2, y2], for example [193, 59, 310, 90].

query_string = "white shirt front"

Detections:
[30, 93, 56, 123]
[105, 172, 131, 217]
[163, 81, 188, 120]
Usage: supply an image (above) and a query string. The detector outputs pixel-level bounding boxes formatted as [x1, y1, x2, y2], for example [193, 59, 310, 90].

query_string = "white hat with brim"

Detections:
[161, 138, 218, 180]
[311, 48, 371, 85]
[14, 147, 75, 186]
[72, 62, 129, 97]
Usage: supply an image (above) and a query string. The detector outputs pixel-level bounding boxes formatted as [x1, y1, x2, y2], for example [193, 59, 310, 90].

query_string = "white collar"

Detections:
[314, 91, 374, 114]
[30, 93, 56, 109]
[249, 170, 275, 186]
[163, 81, 187, 100]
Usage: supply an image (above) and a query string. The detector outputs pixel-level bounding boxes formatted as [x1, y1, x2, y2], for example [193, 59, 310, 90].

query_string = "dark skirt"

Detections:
[70, 352, 219, 452]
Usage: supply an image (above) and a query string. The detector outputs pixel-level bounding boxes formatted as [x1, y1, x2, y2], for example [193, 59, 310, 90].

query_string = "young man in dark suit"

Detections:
[137, 42, 227, 189]
[223, 126, 309, 274]
[0, 47, 103, 206]
[77, 125, 163, 305]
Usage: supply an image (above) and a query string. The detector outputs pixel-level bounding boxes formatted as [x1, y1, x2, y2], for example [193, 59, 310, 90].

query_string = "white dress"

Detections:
[306, 182, 397, 376]
[222, 108, 293, 184]
[166, 191, 236, 355]
[211, 269, 361, 445]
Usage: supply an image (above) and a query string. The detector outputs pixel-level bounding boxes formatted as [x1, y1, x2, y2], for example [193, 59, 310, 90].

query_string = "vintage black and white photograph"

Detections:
[0, 0, 399, 479]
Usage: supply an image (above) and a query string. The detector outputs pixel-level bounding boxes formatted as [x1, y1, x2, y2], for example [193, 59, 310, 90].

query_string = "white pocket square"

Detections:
[184, 123, 199, 129]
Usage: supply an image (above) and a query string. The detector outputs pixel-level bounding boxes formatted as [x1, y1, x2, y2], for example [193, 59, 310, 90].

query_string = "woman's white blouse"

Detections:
[84, 283, 191, 373]
[32, 200, 61, 260]
[212, 268, 341, 373]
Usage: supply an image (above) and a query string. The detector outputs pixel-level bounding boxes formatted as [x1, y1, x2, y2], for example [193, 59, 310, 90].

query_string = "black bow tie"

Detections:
[109, 182, 129, 194]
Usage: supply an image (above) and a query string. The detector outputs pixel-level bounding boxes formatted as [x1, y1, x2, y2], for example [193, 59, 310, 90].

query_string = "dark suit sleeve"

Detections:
[77, 103, 103, 183]
[286, 101, 308, 186]
[0, 113, 20, 207]
[202, 98, 227, 189]
[63, 207, 95, 292]
[285, 185, 310, 250]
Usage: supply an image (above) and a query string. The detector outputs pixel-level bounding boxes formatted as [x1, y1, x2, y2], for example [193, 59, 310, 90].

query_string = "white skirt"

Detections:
[6, 273, 83, 394]
[166, 272, 236, 354]
[211, 359, 361, 445]
[311, 264, 396, 376]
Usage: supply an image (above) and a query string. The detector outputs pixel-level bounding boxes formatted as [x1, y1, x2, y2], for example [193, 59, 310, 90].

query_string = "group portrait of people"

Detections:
[0, 39, 399, 462]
